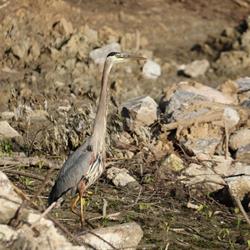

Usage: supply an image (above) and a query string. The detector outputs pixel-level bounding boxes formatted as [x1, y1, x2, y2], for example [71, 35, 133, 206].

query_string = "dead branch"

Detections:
[3, 169, 54, 186]
[0, 155, 60, 170]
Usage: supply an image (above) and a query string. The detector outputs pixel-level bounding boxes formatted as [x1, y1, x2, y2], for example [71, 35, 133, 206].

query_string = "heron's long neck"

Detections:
[92, 60, 113, 151]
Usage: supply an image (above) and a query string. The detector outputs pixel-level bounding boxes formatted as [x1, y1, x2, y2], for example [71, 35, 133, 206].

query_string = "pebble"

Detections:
[0, 121, 21, 139]
[106, 167, 138, 187]
[178, 59, 210, 78]
[142, 59, 161, 79]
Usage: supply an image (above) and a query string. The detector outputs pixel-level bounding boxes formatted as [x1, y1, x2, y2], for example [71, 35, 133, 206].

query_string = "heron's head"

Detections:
[106, 52, 146, 64]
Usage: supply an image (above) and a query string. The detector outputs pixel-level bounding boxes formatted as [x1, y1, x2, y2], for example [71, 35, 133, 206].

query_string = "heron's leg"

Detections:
[70, 194, 80, 215]
[78, 180, 86, 226]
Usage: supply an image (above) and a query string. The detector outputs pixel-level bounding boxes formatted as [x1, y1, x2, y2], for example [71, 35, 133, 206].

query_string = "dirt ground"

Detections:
[1, 0, 250, 249]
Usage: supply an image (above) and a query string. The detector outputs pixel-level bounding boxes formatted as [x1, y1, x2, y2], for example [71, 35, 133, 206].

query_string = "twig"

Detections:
[30, 202, 57, 229]
[224, 121, 229, 159]
[0, 155, 60, 170]
[4, 169, 54, 185]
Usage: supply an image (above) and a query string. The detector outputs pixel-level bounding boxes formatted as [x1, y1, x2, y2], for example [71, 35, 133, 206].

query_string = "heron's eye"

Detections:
[87, 145, 93, 151]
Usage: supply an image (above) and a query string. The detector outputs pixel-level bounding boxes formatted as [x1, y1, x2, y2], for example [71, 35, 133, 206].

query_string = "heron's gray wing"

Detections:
[48, 139, 94, 204]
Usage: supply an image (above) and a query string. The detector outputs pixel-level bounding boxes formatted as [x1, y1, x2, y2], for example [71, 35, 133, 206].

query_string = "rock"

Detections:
[236, 144, 250, 163]
[160, 82, 235, 115]
[178, 82, 234, 104]
[89, 42, 121, 64]
[0, 171, 85, 250]
[225, 162, 250, 200]
[182, 138, 220, 156]
[107, 167, 138, 187]
[162, 90, 208, 115]
[12, 40, 30, 59]
[178, 59, 210, 78]
[236, 77, 250, 93]
[29, 110, 49, 122]
[84, 26, 98, 43]
[222, 107, 240, 128]
[180, 163, 226, 192]
[215, 51, 250, 76]
[229, 128, 250, 150]
[53, 18, 73, 37]
[142, 60, 161, 79]
[0, 121, 21, 139]
[80, 222, 143, 250]
[121, 96, 158, 130]
[0, 171, 22, 224]
[212, 155, 233, 175]
[161, 154, 185, 172]
[241, 29, 250, 52]
[1, 111, 15, 120]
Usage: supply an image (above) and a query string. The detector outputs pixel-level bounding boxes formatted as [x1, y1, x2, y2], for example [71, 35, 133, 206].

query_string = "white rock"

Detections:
[89, 43, 121, 64]
[225, 162, 250, 200]
[230, 128, 250, 150]
[178, 82, 234, 104]
[236, 144, 250, 163]
[107, 167, 137, 187]
[0, 171, 22, 224]
[0, 225, 17, 242]
[142, 59, 161, 79]
[223, 107, 240, 128]
[0, 121, 21, 139]
[178, 59, 210, 78]
[179, 163, 226, 192]
[121, 96, 158, 130]
[80, 222, 143, 250]
[1, 111, 15, 120]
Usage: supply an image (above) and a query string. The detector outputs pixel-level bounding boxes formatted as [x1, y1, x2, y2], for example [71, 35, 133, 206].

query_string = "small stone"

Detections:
[178, 59, 210, 78]
[236, 144, 250, 164]
[0, 121, 21, 139]
[12, 40, 30, 59]
[80, 222, 143, 250]
[89, 43, 121, 64]
[121, 96, 158, 131]
[1, 111, 15, 120]
[142, 59, 161, 79]
[107, 167, 138, 187]
[223, 107, 240, 129]
[162, 154, 185, 172]
[229, 128, 250, 150]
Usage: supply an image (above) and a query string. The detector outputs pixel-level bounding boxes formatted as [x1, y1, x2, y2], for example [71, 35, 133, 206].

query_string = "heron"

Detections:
[48, 52, 145, 224]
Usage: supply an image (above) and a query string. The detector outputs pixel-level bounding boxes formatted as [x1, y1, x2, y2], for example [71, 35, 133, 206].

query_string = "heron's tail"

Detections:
[48, 184, 58, 205]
